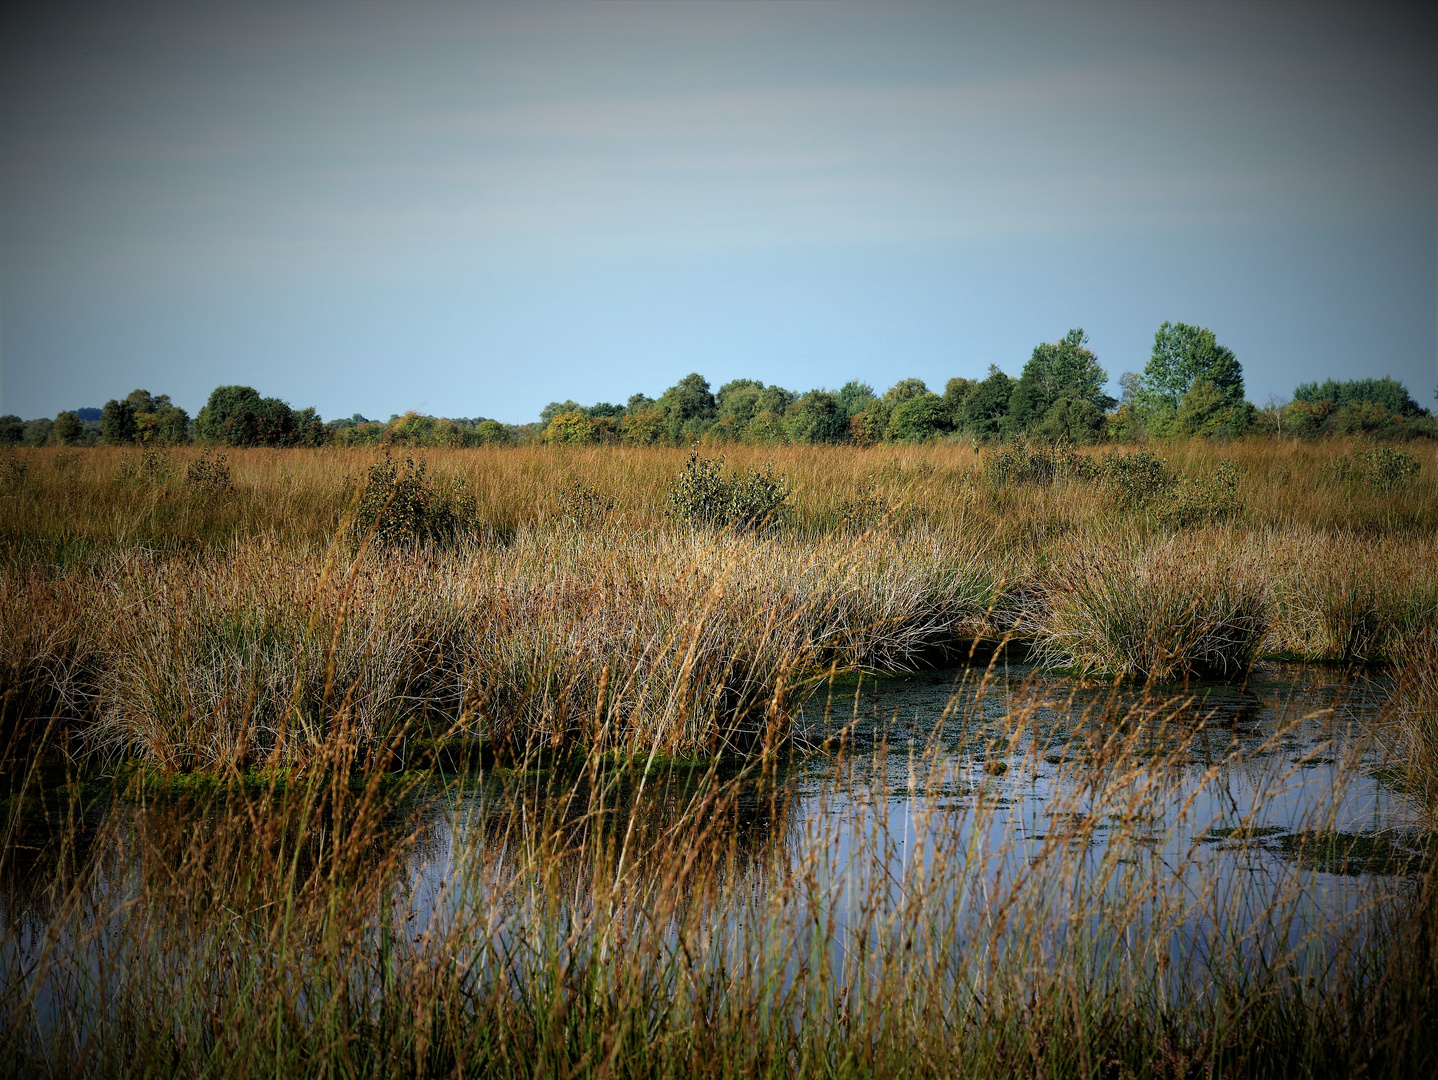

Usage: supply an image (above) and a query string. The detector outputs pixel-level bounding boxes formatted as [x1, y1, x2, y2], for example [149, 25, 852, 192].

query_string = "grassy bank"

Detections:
[2, 439, 1435, 770]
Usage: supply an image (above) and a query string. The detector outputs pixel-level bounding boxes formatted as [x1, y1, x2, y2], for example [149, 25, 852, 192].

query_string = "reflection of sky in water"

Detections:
[782, 663, 1421, 978]
[4, 663, 1425, 1012]
[394, 663, 1423, 990]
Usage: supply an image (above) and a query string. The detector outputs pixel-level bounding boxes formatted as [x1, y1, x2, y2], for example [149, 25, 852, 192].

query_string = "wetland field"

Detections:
[2, 439, 1437, 1077]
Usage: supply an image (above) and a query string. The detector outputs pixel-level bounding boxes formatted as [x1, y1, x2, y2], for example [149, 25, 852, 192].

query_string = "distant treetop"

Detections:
[1292, 377, 1428, 417]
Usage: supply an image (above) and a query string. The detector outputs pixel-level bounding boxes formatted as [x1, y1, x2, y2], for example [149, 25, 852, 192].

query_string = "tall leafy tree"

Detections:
[1006, 329, 1114, 436]
[195, 386, 263, 442]
[887, 393, 951, 442]
[954, 366, 1013, 437]
[100, 399, 138, 444]
[784, 390, 848, 444]
[1292, 377, 1427, 417]
[836, 380, 877, 418]
[659, 373, 716, 442]
[52, 411, 83, 445]
[1137, 322, 1245, 437]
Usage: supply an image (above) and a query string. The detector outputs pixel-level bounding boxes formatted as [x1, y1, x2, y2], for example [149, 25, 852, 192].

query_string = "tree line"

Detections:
[3, 322, 1431, 449]
[534, 322, 1432, 446]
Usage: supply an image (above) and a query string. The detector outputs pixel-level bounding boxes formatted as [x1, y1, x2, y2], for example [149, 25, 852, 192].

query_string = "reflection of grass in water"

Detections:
[4, 676, 1438, 1076]
[1202, 825, 1288, 843]
[1274, 830, 1432, 877]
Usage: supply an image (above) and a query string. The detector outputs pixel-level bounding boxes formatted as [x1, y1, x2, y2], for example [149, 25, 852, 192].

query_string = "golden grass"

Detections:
[2, 438, 1436, 1076]
[2, 438, 1436, 767]
[3, 676, 1433, 1077]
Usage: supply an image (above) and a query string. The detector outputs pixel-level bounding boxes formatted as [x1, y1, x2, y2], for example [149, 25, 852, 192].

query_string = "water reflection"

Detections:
[2, 662, 1427, 1013]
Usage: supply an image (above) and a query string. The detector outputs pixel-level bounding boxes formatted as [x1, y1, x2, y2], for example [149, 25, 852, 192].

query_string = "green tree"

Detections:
[137, 395, 190, 444]
[23, 418, 53, 447]
[953, 366, 1012, 437]
[716, 379, 764, 418]
[714, 380, 787, 439]
[292, 406, 328, 447]
[52, 411, 83, 445]
[540, 400, 584, 425]
[100, 399, 138, 444]
[625, 393, 657, 414]
[544, 410, 597, 445]
[0, 416, 23, 446]
[887, 392, 951, 442]
[942, 377, 977, 425]
[836, 380, 877, 418]
[1033, 398, 1105, 444]
[1292, 377, 1428, 418]
[473, 420, 512, 445]
[124, 388, 157, 415]
[620, 410, 667, 446]
[783, 390, 847, 444]
[883, 378, 929, 404]
[1136, 322, 1245, 438]
[1006, 329, 1114, 437]
[1177, 379, 1258, 439]
[658, 373, 716, 442]
[195, 386, 263, 442]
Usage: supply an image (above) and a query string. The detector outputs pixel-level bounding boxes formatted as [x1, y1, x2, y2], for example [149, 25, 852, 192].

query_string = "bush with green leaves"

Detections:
[556, 480, 616, 530]
[984, 444, 1096, 487]
[1087, 450, 1242, 527]
[351, 453, 476, 548]
[1155, 459, 1244, 528]
[1, 454, 28, 493]
[1094, 449, 1173, 509]
[1328, 446, 1421, 495]
[666, 454, 791, 530]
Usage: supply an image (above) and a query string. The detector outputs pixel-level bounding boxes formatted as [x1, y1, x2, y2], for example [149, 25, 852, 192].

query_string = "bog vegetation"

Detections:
[1, 428, 1436, 1074]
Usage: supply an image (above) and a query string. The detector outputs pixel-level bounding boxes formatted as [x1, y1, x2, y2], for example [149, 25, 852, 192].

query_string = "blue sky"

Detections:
[2, 1, 1434, 423]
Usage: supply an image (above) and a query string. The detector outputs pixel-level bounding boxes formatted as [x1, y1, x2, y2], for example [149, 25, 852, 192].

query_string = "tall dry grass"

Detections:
[3, 438, 1436, 1075]
[2, 675, 1433, 1077]
[2, 438, 1436, 767]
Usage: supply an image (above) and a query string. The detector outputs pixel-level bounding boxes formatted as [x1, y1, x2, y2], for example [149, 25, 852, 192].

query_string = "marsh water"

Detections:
[389, 661, 1425, 992]
[3, 662, 1428, 1004]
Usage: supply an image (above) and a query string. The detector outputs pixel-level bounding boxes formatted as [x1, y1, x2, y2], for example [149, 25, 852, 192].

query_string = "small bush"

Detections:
[185, 449, 233, 495]
[834, 484, 893, 530]
[1091, 451, 1243, 528]
[118, 445, 174, 485]
[556, 480, 616, 530]
[1155, 459, 1244, 529]
[2, 454, 28, 493]
[1095, 448, 1172, 508]
[667, 454, 791, 530]
[352, 453, 476, 548]
[984, 444, 1095, 487]
[1328, 446, 1421, 494]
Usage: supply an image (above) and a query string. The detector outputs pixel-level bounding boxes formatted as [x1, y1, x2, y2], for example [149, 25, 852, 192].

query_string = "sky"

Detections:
[2, 1, 1434, 424]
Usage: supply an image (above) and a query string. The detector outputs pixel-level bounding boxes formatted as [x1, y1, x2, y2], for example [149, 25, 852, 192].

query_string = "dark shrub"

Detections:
[667, 454, 791, 530]
[352, 453, 476, 548]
